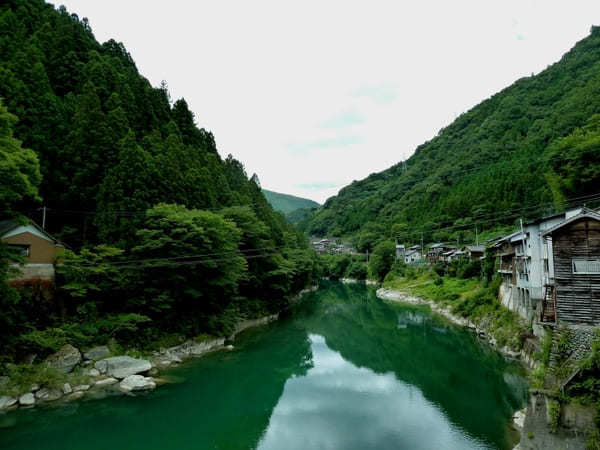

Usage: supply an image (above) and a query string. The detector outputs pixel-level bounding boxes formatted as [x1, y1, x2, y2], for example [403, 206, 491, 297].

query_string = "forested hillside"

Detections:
[0, 0, 319, 359]
[262, 189, 320, 215]
[304, 26, 600, 250]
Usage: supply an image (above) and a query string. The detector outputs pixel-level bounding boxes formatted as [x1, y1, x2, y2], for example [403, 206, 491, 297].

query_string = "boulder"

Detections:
[62, 383, 72, 394]
[94, 356, 151, 379]
[83, 346, 110, 361]
[88, 368, 100, 377]
[67, 392, 84, 401]
[18, 393, 35, 406]
[35, 388, 62, 402]
[513, 409, 526, 430]
[0, 396, 17, 410]
[73, 384, 90, 392]
[94, 377, 118, 387]
[30, 383, 40, 392]
[45, 345, 82, 373]
[119, 375, 156, 392]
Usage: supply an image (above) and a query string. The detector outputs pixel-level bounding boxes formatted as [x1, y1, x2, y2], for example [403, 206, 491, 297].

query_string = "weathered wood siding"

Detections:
[552, 218, 600, 324]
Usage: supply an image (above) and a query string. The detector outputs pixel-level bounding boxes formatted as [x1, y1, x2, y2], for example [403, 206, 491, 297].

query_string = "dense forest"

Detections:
[0, 0, 320, 360]
[303, 26, 600, 251]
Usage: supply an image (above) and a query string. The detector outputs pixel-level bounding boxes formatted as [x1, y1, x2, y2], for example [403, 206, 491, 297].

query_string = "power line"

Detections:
[71, 245, 289, 267]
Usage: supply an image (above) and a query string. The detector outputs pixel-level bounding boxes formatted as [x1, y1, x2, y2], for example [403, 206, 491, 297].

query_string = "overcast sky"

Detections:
[58, 1, 600, 203]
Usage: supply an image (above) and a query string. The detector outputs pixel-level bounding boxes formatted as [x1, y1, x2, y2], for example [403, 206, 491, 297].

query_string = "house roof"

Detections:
[466, 245, 485, 253]
[429, 243, 445, 248]
[405, 249, 420, 256]
[541, 210, 600, 237]
[0, 219, 64, 246]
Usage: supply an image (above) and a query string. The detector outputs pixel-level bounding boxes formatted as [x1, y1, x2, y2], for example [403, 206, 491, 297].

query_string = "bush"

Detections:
[345, 261, 367, 280]
[368, 240, 396, 281]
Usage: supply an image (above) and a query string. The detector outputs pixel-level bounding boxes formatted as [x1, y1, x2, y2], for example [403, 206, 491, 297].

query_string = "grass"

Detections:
[0, 364, 67, 397]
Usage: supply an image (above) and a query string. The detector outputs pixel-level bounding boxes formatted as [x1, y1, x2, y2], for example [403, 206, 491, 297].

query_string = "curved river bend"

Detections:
[0, 282, 527, 450]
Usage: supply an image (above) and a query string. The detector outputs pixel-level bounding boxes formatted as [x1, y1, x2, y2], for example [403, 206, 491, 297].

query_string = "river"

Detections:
[0, 282, 527, 449]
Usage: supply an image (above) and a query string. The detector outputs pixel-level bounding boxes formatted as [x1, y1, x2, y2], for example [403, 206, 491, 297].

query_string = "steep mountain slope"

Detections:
[304, 26, 600, 246]
[0, 0, 320, 356]
[262, 189, 320, 215]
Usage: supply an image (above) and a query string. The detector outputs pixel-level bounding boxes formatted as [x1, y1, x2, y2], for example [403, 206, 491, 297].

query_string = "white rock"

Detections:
[35, 388, 62, 402]
[73, 384, 90, 392]
[83, 346, 110, 361]
[513, 409, 526, 429]
[18, 393, 35, 406]
[94, 356, 151, 379]
[0, 396, 17, 410]
[67, 392, 84, 401]
[30, 383, 40, 392]
[119, 375, 156, 392]
[225, 345, 234, 350]
[62, 383, 72, 394]
[94, 377, 118, 387]
[88, 368, 100, 377]
[45, 344, 82, 373]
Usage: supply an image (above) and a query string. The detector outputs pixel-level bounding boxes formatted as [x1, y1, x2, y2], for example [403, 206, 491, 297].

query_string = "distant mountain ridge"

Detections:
[262, 189, 320, 215]
[302, 26, 600, 245]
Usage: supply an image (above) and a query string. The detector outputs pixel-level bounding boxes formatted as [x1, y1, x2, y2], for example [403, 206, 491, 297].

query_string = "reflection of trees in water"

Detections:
[295, 282, 526, 449]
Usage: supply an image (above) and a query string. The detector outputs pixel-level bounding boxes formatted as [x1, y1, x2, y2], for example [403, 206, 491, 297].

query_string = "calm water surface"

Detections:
[0, 282, 527, 449]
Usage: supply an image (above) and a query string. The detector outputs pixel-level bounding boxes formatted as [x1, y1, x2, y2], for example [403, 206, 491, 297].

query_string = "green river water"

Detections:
[0, 282, 527, 450]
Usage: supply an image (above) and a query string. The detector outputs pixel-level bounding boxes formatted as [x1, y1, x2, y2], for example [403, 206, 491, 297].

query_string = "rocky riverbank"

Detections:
[0, 286, 319, 413]
[376, 287, 597, 450]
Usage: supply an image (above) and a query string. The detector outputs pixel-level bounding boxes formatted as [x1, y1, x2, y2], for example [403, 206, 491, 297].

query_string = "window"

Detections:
[7, 244, 30, 257]
[572, 259, 600, 274]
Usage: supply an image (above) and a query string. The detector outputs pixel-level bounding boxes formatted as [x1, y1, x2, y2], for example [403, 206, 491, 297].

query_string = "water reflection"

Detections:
[258, 334, 488, 450]
[0, 283, 526, 450]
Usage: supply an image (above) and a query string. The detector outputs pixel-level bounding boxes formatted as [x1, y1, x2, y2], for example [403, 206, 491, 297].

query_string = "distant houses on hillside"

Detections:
[394, 206, 600, 327]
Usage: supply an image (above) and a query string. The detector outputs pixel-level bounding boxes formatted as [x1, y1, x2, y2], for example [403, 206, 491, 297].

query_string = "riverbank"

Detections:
[0, 285, 319, 413]
[376, 284, 598, 450]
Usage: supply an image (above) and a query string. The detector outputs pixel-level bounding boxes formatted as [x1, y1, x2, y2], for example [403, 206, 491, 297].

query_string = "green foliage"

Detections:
[0, 363, 67, 397]
[305, 27, 600, 241]
[368, 240, 396, 281]
[0, 1, 320, 360]
[548, 399, 561, 433]
[0, 99, 40, 215]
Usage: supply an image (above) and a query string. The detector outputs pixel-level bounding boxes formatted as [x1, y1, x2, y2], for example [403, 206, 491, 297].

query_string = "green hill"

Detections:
[262, 189, 320, 215]
[303, 26, 600, 250]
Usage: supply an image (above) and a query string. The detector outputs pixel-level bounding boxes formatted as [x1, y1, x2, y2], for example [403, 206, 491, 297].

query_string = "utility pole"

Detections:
[42, 206, 46, 230]
[475, 225, 479, 246]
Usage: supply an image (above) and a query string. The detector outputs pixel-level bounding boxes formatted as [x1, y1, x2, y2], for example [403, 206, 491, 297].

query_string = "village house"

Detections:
[464, 245, 485, 260]
[540, 209, 600, 325]
[404, 247, 423, 264]
[0, 219, 64, 281]
[426, 243, 457, 264]
[491, 207, 584, 324]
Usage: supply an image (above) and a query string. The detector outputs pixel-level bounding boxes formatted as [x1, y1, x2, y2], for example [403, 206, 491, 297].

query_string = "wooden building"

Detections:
[0, 220, 64, 281]
[541, 210, 600, 325]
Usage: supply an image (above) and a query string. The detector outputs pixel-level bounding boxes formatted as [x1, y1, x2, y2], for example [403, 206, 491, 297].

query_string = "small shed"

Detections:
[0, 219, 64, 281]
[541, 210, 600, 325]
[465, 245, 485, 260]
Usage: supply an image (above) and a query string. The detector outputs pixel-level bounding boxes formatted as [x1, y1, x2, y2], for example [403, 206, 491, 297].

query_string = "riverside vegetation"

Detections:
[0, 0, 320, 391]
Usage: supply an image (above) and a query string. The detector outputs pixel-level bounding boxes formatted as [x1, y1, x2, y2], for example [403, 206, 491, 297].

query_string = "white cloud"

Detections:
[58, 0, 600, 203]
